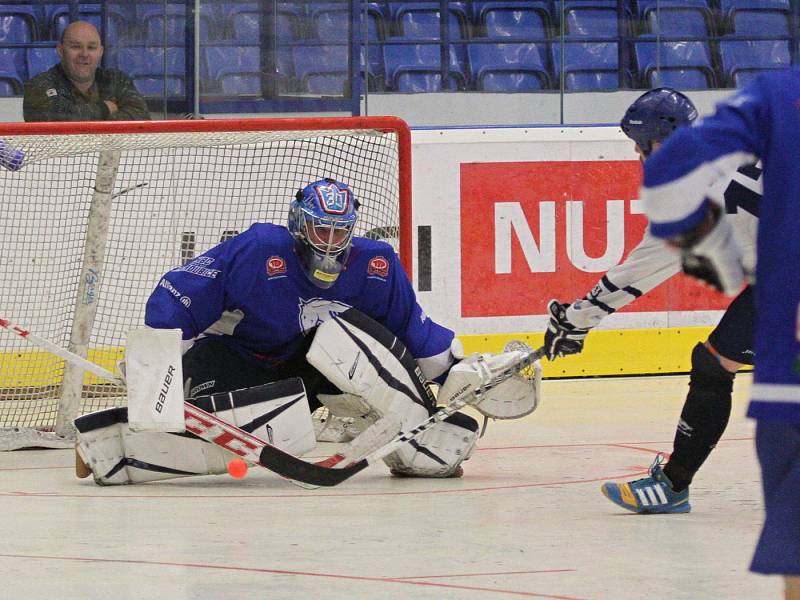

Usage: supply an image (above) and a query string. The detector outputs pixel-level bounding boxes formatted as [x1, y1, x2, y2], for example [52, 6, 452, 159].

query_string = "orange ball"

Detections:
[227, 458, 248, 479]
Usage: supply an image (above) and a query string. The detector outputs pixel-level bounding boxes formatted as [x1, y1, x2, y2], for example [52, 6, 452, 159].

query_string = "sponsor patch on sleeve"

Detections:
[266, 255, 287, 276]
[367, 256, 390, 278]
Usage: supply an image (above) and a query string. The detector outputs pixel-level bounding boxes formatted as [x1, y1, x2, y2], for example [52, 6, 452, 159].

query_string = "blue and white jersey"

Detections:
[641, 68, 800, 423]
[145, 223, 455, 381]
[566, 163, 760, 330]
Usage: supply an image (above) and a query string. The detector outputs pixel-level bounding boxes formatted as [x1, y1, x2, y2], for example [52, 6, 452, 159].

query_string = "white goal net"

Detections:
[0, 117, 410, 450]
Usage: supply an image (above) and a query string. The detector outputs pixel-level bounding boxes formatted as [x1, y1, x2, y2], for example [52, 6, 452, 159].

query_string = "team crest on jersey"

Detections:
[297, 298, 352, 334]
[367, 256, 390, 278]
[315, 183, 351, 215]
[266, 256, 287, 277]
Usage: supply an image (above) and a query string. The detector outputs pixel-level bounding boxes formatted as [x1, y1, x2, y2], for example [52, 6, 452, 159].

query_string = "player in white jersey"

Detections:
[544, 88, 761, 514]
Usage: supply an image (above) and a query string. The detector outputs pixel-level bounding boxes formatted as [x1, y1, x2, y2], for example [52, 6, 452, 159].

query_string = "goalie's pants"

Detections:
[183, 335, 337, 411]
[750, 420, 800, 577]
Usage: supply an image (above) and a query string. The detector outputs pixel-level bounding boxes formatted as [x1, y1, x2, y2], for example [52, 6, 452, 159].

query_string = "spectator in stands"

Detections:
[23, 21, 149, 121]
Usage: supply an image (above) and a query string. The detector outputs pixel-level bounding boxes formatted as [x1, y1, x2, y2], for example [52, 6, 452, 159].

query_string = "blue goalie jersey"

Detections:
[145, 223, 455, 381]
[641, 68, 800, 423]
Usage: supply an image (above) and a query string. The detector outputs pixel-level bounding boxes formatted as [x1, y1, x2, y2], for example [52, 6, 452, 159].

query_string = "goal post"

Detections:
[0, 116, 411, 450]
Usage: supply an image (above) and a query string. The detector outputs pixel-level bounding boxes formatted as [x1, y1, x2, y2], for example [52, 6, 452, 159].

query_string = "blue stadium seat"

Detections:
[224, 3, 290, 42]
[646, 8, 712, 37]
[203, 45, 262, 95]
[467, 42, 549, 90]
[310, 6, 348, 40]
[636, 0, 713, 17]
[140, 3, 214, 43]
[728, 9, 790, 37]
[48, 3, 131, 40]
[564, 7, 620, 38]
[310, 3, 385, 41]
[719, 39, 790, 86]
[0, 47, 26, 95]
[383, 43, 468, 91]
[0, 7, 38, 43]
[26, 46, 59, 78]
[387, 2, 468, 40]
[649, 68, 712, 88]
[553, 41, 620, 90]
[396, 8, 464, 39]
[483, 4, 547, 40]
[290, 43, 384, 93]
[228, 6, 261, 42]
[41, 3, 135, 41]
[718, 0, 790, 14]
[562, 0, 618, 6]
[292, 44, 349, 94]
[116, 45, 186, 96]
[472, 1, 552, 31]
[634, 40, 715, 88]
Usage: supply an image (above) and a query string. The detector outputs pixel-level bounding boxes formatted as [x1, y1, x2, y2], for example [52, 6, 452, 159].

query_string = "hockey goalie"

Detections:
[75, 179, 541, 485]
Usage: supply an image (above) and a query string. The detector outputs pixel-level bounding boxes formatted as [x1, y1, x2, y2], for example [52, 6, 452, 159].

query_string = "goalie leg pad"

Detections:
[75, 379, 315, 485]
[75, 407, 230, 485]
[308, 309, 481, 476]
[307, 308, 434, 431]
[384, 412, 480, 478]
[190, 378, 315, 458]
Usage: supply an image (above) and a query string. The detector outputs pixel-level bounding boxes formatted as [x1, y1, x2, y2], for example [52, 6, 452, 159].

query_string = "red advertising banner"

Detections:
[461, 160, 730, 318]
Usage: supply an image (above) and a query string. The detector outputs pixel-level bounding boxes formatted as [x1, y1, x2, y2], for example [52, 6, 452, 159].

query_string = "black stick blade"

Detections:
[258, 444, 369, 487]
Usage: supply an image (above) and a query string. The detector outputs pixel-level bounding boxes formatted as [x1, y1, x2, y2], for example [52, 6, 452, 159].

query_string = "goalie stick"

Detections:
[1, 318, 544, 487]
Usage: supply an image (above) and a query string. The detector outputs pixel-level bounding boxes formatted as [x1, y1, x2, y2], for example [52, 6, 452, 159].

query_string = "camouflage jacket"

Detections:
[23, 64, 151, 122]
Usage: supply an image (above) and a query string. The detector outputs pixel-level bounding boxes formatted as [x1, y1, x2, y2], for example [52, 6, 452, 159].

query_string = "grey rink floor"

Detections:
[0, 374, 781, 600]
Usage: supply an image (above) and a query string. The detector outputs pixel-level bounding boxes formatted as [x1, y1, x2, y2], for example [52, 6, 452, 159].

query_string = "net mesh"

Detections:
[0, 121, 404, 434]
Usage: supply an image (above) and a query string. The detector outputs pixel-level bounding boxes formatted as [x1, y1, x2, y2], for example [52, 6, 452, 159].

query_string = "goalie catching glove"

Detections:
[437, 344, 541, 420]
[544, 299, 591, 361]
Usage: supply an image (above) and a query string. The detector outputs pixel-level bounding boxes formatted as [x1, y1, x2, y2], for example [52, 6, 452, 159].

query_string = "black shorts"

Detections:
[708, 285, 755, 365]
[181, 335, 337, 411]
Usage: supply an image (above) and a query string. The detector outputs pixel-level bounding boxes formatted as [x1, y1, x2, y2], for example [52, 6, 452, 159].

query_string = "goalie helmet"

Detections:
[620, 88, 698, 157]
[288, 178, 359, 288]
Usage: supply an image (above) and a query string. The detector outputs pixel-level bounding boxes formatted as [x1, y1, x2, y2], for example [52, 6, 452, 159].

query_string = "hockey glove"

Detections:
[668, 201, 746, 297]
[544, 299, 590, 361]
